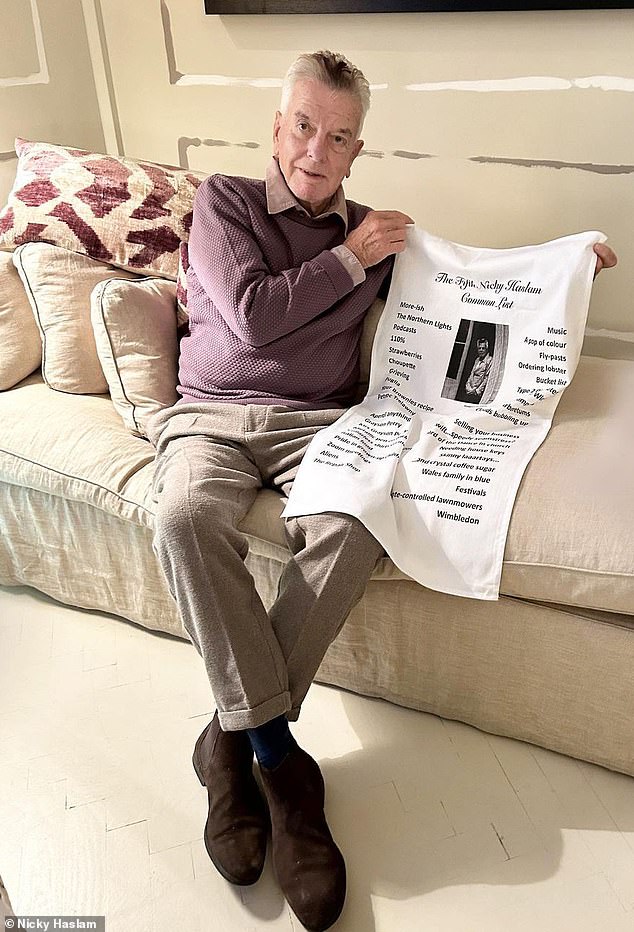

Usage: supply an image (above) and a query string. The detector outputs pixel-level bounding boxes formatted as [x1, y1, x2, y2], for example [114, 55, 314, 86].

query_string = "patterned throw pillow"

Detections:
[0, 138, 205, 280]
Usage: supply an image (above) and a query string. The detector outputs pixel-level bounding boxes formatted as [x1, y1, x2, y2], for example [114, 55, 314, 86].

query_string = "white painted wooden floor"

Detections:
[1, 584, 634, 932]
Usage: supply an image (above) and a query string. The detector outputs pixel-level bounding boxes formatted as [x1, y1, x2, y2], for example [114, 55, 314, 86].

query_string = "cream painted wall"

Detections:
[1, 1, 632, 334]
[0, 0, 40, 79]
[0, 0, 105, 203]
[97, 1, 634, 334]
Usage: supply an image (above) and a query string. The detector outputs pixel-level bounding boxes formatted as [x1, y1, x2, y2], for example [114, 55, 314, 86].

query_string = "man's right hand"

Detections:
[343, 210, 415, 269]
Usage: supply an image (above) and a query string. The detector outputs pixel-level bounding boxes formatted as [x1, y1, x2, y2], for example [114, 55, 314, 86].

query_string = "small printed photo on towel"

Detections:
[441, 319, 509, 405]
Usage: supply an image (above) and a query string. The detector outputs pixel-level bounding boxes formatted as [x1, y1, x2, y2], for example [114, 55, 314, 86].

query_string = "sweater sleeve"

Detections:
[187, 175, 357, 348]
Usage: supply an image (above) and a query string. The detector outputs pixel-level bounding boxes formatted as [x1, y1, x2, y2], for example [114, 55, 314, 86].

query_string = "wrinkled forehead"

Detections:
[286, 79, 363, 138]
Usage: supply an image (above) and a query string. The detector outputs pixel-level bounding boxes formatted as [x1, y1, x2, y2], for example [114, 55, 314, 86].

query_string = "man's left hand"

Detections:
[594, 243, 617, 278]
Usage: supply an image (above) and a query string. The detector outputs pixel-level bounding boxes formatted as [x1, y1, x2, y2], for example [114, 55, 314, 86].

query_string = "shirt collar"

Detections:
[265, 157, 349, 233]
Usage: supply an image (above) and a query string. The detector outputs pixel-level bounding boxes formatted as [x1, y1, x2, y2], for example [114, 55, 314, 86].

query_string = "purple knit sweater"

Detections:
[177, 171, 391, 409]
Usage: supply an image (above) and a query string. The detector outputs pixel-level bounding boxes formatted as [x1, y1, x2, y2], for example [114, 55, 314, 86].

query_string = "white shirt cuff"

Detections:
[331, 244, 366, 287]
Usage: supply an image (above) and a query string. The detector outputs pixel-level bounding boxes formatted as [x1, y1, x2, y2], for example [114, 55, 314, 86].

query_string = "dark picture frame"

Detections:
[204, 1, 632, 13]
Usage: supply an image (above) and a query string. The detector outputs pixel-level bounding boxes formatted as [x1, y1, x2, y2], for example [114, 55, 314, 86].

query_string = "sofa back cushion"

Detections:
[13, 243, 139, 394]
[503, 354, 634, 614]
[0, 138, 205, 280]
[0, 251, 41, 390]
[91, 277, 180, 437]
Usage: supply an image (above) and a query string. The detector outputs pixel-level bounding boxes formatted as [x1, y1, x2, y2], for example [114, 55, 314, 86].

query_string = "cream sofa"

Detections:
[1, 140, 633, 779]
[2, 333, 634, 777]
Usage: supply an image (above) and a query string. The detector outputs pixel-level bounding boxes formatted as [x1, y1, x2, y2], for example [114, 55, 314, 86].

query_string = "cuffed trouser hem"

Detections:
[216, 690, 292, 731]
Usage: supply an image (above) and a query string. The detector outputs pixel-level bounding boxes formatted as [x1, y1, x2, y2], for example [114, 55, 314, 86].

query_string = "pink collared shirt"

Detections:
[265, 158, 366, 287]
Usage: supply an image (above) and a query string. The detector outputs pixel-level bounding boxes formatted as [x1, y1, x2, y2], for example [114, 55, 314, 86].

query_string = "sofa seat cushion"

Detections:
[0, 372, 156, 527]
[235, 353, 634, 618]
[246, 355, 634, 616]
[1, 355, 633, 616]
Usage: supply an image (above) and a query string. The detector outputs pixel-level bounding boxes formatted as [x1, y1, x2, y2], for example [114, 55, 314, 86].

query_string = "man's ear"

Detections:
[346, 138, 364, 178]
[272, 111, 283, 157]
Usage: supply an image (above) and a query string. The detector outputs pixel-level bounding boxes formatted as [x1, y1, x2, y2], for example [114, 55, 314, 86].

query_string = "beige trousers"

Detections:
[147, 402, 384, 730]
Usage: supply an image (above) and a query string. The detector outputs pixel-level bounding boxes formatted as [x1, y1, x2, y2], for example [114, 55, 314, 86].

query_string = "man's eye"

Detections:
[333, 136, 348, 148]
[298, 122, 310, 132]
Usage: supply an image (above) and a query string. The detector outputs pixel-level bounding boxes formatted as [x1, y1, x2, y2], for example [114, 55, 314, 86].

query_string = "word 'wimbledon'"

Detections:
[437, 510, 480, 524]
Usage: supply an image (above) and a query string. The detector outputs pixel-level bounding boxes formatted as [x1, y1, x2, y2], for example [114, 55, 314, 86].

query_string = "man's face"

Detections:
[477, 341, 488, 358]
[273, 78, 364, 216]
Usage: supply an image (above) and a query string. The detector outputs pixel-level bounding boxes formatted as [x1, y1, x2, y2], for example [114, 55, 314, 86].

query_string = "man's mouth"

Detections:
[299, 168, 324, 179]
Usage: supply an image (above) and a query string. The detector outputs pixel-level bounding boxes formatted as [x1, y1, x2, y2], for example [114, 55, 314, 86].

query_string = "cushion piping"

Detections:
[0, 446, 154, 516]
[504, 559, 634, 576]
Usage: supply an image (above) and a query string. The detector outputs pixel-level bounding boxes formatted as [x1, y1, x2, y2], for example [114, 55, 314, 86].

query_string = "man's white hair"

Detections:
[280, 50, 370, 135]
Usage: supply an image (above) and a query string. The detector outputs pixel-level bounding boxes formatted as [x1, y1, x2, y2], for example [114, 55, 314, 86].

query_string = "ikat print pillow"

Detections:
[0, 139, 205, 280]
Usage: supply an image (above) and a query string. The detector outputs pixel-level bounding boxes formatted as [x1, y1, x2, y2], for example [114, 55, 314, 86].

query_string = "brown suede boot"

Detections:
[192, 712, 269, 885]
[258, 746, 346, 932]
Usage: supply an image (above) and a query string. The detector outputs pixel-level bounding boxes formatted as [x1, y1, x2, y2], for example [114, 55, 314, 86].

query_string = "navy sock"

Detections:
[247, 715, 296, 770]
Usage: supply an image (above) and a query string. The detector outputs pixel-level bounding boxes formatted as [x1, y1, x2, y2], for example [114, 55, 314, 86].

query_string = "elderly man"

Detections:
[148, 51, 411, 932]
[148, 50, 617, 932]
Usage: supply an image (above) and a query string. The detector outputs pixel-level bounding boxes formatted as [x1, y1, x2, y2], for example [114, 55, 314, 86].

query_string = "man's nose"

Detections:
[307, 132, 327, 162]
